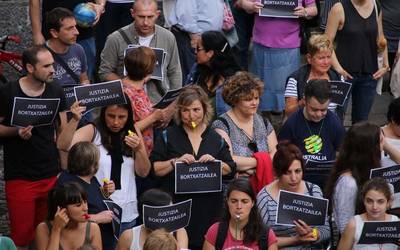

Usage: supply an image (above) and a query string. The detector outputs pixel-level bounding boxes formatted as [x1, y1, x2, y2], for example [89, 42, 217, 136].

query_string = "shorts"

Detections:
[5, 176, 57, 247]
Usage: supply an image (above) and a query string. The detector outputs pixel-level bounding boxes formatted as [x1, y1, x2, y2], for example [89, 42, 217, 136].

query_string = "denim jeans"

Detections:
[78, 37, 96, 82]
[349, 73, 377, 123]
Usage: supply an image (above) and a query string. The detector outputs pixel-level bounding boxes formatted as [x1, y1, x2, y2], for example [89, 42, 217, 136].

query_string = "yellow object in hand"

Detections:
[312, 228, 318, 238]
[128, 130, 136, 136]
[191, 122, 197, 129]
[102, 178, 109, 184]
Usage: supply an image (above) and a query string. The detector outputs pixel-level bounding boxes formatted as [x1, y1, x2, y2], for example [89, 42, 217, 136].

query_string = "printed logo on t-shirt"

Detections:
[304, 135, 323, 154]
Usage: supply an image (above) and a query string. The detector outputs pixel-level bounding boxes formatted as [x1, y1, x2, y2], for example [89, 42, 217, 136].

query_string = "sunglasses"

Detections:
[248, 141, 259, 153]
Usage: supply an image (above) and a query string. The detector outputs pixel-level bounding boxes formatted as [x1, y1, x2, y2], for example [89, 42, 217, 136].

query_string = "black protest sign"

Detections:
[152, 87, 184, 109]
[175, 161, 222, 194]
[104, 200, 122, 239]
[358, 221, 400, 245]
[259, 0, 298, 18]
[74, 80, 126, 114]
[370, 165, 400, 209]
[370, 165, 400, 193]
[276, 190, 328, 226]
[124, 45, 165, 80]
[143, 199, 192, 232]
[11, 97, 60, 127]
[62, 84, 79, 110]
[329, 81, 352, 106]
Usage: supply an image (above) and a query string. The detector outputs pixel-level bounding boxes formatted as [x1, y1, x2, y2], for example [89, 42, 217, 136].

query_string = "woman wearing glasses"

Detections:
[212, 71, 278, 182]
[185, 30, 241, 117]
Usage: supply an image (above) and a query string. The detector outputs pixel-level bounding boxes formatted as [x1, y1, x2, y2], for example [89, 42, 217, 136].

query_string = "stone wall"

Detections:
[0, 0, 30, 235]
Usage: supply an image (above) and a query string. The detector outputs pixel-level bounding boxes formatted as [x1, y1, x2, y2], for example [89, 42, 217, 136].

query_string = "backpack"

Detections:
[215, 221, 268, 250]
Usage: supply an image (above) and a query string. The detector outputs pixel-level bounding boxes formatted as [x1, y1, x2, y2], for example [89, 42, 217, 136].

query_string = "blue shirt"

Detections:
[166, 0, 224, 33]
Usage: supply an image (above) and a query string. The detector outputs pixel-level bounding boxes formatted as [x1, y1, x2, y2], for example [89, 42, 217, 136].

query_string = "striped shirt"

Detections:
[257, 181, 331, 250]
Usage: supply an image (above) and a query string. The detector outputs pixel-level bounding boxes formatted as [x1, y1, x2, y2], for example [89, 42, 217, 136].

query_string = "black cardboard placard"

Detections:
[124, 45, 165, 80]
[152, 87, 183, 109]
[259, 0, 298, 18]
[329, 81, 352, 106]
[74, 80, 126, 114]
[175, 161, 222, 194]
[276, 190, 328, 226]
[358, 221, 400, 245]
[11, 97, 60, 127]
[104, 200, 122, 240]
[62, 84, 79, 110]
[143, 199, 192, 232]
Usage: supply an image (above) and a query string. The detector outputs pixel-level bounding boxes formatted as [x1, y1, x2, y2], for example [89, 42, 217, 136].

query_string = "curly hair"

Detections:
[222, 71, 264, 107]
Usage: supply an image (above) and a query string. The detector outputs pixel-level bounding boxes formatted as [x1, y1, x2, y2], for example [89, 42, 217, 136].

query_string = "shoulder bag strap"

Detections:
[44, 44, 80, 85]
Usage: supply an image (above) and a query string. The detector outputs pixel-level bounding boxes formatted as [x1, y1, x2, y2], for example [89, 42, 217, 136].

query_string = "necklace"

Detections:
[303, 116, 324, 154]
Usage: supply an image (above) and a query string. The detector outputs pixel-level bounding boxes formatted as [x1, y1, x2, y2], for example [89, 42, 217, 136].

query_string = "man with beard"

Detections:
[0, 45, 67, 249]
[45, 7, 89, 86]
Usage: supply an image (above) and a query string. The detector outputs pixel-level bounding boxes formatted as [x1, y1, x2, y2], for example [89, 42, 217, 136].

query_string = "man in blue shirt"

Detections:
[279, 79, 345, 189]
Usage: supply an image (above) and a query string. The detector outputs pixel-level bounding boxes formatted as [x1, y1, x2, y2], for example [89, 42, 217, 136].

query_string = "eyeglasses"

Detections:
[248, 141, 259, 153]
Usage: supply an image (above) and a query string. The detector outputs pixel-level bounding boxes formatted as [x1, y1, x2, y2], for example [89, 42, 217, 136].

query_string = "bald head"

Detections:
[133, 0, 158, 10]
[131, 0, 160, 37]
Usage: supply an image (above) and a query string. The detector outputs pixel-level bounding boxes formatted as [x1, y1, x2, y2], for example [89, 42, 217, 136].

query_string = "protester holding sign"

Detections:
[338, 178, 399, 249]
[203, 178, 278, 250]
[284, 34, 343, 119]
[257, 142, 330, 249]
[325, 122, 400, 234]
[123, 46, 170, 153]
[212, 71, 277, 188]
[117, 189, 188, 250]
[57, 99, 151, 232]
[150, 85, 236, 250]
[0, 45, 68, 248]
[236, 0, 317, 119]
[35, 182, 102, 250]
[185, 31, 241, 117]
[57, 142, 116, 250]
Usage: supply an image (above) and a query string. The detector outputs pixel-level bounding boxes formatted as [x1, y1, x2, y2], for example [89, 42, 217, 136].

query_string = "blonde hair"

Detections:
[143, 229, 177, 250]
[307, 34, 333, 56]
[174, 85, 213, 125]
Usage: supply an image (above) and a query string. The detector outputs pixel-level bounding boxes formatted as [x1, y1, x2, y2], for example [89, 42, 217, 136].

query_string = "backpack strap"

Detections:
[306, 182, 314, 196]
[215, 221, 229, 250]
[258, 226, 268, 250]
[44, 43, 80, 85]
[215, 116, 230, 136]
[118, 28, 132, 45]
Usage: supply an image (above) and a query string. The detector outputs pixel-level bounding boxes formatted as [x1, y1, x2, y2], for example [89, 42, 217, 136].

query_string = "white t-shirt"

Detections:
[138, 34, 154, 47]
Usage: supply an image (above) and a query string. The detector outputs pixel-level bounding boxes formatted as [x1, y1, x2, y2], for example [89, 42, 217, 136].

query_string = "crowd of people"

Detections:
[1, 0, 400, 249]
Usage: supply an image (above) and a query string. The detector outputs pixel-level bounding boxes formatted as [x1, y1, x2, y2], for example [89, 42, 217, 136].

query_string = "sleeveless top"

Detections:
[353, 214, 399, 250]
[335, 0, 378, 74]
[45, 221, 91, 250]
[92, 128, 139, 223]
[130, 225, 142, 250]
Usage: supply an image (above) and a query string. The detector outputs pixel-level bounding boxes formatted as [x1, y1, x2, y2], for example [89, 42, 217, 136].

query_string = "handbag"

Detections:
[222, 0, 235, 31]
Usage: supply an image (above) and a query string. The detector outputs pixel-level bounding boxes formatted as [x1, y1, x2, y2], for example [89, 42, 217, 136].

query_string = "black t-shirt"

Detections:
[57, 172, 115, 250]
[41, 0, 95, 41]
[0, 80, 67, 181]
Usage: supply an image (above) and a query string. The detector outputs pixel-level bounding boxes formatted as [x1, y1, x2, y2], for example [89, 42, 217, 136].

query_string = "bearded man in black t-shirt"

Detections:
[0, 45, 68, 248]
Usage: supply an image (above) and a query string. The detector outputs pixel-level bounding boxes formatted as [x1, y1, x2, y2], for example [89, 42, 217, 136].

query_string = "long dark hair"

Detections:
[325, 122, 381, 213]
[195, 31, 240, 96]
[95, 96, 135, 157]
[222, 178, 266, 245]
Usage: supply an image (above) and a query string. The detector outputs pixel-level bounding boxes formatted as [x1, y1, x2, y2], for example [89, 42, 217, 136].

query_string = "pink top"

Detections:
[253, 0, 315, 48]
[123, 85, 154, 154]
[205, 222, 277, 249]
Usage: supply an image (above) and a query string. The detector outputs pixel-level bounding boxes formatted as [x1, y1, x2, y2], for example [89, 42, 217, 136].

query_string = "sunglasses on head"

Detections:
[248, 141, 259, 153]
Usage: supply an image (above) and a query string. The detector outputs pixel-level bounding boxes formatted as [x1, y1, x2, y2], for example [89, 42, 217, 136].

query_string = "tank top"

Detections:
[130, 225, 142, 250]
[45, 221, 91, 250]
[353, 214, 399, 250]
[335, 0, 378, 74]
